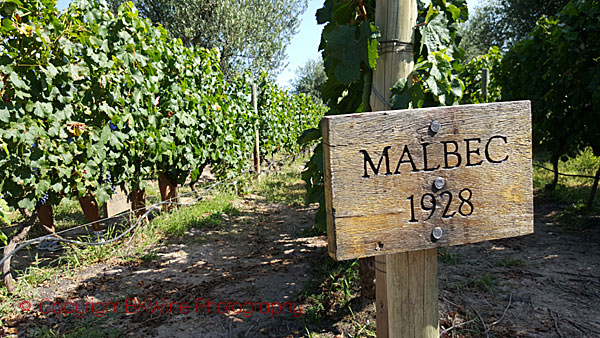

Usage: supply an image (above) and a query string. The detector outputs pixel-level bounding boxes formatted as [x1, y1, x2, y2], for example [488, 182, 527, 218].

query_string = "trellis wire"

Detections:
[0, 168, 253, 267]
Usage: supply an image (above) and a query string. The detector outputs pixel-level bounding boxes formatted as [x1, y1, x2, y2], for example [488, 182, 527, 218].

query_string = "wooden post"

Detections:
[370, 1, 438, 337]
[252, 84, 261, 179]
[482, 68, 489, 102]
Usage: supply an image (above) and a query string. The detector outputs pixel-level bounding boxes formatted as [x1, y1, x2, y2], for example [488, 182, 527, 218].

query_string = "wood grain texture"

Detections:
[375, 255, 388, 337]
[370, 0, 416, 111]
[323, 101, 534, 260]
[376, 250, 438, 338]
[369, 2, 434, 337]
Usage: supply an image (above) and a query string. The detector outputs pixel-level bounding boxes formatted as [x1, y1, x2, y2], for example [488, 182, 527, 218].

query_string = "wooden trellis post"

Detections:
[482, 68, 489, 101]
[370, 0, 437, 336]
[252, 84, 261, 179]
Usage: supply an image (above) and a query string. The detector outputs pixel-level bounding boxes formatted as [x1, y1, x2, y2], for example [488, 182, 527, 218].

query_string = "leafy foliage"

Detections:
[500, 0, 600, 207]
[0, 0, 323, 218]
[390, 0, 468, 109]
[459, 46, 502, 104]
[0, 197, 8, 245]
[106, 0, 308, 78]
[301, 0, 378, 232]
[292, 58, 328, 104]
[500, 0, 600, 158]
[257, 75, 326, 159]
[459, 0, 571, 57]
[302, 0, 467, 233]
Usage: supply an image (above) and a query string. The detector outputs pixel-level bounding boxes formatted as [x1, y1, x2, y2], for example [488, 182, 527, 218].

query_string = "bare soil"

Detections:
[436, 197, 600, 338]
[4, 191, 600, 337]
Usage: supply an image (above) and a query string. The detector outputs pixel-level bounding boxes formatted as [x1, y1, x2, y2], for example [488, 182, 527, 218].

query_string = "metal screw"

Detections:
[430, 120, 441, 133]
[434, 177, 445, 190]
[432, 227, 443, 240]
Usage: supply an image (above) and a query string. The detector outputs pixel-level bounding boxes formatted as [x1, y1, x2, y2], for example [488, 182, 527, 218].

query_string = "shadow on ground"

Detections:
[9, 194, 326, 337]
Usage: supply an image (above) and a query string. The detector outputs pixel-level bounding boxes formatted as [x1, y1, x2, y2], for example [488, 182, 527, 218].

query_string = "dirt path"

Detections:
[437, 197, 600, 337]
[5, 190, 600, 337]
[8, 194, 326, 337]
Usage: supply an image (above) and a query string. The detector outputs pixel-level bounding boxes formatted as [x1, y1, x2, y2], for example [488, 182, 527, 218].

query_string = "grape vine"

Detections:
[0, 0, 324, 220]
[499, 0, 600, 207]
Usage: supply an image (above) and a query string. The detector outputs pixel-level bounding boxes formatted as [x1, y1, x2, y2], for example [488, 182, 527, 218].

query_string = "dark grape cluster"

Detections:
[106, 170, 117, 195]
[37, 193, 49, 206]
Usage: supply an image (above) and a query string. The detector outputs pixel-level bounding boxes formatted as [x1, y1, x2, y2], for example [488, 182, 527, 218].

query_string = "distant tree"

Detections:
[460, 0, 571, 57]
[106, 0, 308, 78]
[291, 58, 327, 104]
[459, 1, 504, 57]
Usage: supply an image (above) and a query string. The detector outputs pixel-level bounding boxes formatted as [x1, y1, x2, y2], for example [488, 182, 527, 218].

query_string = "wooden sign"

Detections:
[323, 101, 534, 261]
[103, 186, 131, 218]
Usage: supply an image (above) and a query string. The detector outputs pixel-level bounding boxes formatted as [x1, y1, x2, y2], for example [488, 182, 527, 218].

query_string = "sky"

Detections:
[56, 0, 483, 87]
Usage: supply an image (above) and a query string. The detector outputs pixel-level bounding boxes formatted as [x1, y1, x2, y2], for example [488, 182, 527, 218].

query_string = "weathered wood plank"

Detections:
[323, 101, 534, 260]
[375, 255, 388, 337]
[423, 248, 438, 337]
[104, 186, 130, 218]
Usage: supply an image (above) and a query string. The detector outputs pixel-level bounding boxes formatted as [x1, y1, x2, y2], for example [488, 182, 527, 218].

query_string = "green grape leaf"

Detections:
[298, 128, 322, 145]
[390, 78, 411, 109]
[0, 107, 9, 123]
[324, 22, 378, 84]
[419, 13, 451, 54]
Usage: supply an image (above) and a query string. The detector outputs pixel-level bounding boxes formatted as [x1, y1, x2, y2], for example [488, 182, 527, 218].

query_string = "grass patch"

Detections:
[150, 191, 237, 237]
[446, 273, 498, 294]
[300, 257, 359, 322]
[496, 257, 524, 268]
[13, 255, 57, 288]
[534, 148, 600, 209]
[471, 274, 497, 292]
[254, 157, 307, 207]
[438, 249, 462, 265]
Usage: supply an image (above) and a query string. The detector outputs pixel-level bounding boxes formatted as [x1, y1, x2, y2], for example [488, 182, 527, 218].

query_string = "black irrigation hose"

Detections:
[533, 162, 597, 179]
[0, 168, 253, 267]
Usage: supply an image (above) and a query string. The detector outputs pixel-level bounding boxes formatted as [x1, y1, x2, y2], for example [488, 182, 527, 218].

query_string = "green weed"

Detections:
[139, 251, 158, 262]
[496, 257, 524, 268]
[301, 257, 359, 322]
[438, 249, 463, 265]
[347, 305, 377, 338]
[255, 167, 306, 206]
[471, 274, 497, 292]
